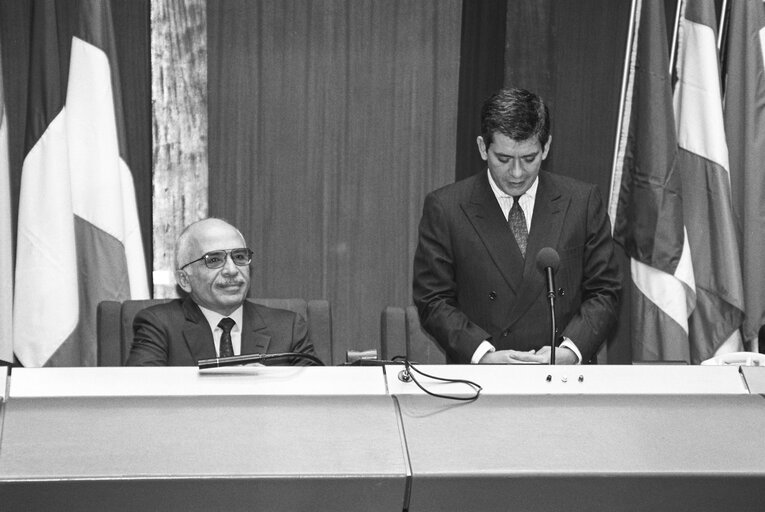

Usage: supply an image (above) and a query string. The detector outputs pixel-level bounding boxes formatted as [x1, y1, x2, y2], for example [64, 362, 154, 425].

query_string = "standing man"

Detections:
[127, 218, 316, 366]
[413, 88, 621, 364]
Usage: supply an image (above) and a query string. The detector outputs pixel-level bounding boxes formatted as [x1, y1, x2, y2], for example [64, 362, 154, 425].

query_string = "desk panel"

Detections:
[741, 366, 765, 394]
[1, 367, 7, 400]
[396, 393, 765, 511]
[0, 394, 407, 511]
[386, 364, 748, 395]
[10, 366, 387, 397]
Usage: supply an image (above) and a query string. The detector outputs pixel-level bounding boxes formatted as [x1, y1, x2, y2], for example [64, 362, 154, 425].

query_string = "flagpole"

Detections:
[717, 0, 728, 51]
[718, 0, 730, 104]
[608, 0, 640, 228]
[669, 0, 684, 76]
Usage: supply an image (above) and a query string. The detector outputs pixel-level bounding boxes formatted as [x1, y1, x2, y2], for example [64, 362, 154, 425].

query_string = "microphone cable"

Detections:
[394, 356, 483, 402]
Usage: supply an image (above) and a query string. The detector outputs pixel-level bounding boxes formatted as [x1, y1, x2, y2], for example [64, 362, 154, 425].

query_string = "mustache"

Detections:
[217, 279, 246, 286]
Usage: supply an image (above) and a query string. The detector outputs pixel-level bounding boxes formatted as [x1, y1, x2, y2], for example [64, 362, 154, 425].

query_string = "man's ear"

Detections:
[476, 136, 489, 161]
[175, 269, 192, 293]
[541, 135, 552, 160]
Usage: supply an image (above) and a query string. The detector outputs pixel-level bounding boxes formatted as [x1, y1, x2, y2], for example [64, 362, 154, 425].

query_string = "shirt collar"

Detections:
[486, 168, 539, 201]
[197, 303, 244, 331]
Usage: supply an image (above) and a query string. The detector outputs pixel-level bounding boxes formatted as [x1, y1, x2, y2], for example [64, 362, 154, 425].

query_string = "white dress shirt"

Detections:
[198, 304, 244, 356]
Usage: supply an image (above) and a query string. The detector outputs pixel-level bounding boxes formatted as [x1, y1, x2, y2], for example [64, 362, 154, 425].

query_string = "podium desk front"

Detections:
[0, 368, 407, 511]
[741, 366, 765, 394]
[9, 365, 388, 397]
[395, 393, 765, 512]
[1, 366, 7, 400]
[385, 364, 749, 395]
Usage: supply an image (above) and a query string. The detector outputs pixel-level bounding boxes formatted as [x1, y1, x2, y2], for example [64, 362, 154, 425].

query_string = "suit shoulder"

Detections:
[543, 172, 601, 201]
[426, 173, 481, 202]
[248, 302, 300, 321]
[134, 298, 184, 318]
[544, 171, 595, 190]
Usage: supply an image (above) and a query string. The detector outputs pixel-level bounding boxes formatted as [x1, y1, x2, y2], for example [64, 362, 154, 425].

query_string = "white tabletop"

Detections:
[385, 364, 749, 395]
[9, 366, 388, 397]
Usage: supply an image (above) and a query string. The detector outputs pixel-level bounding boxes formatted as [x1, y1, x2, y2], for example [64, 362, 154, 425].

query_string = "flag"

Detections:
[610, 0, 696, 362]
[723, 0, 765, 351]
[674, 0, 745, 362]
[13, 0, 149, 367]
[0, 47, 13, 364]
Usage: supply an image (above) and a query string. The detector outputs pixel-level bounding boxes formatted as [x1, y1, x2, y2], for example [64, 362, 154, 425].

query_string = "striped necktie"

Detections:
[508, 195, 528, 257]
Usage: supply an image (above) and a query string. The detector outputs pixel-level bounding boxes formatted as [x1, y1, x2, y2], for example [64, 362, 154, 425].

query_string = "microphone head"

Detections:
[536, 247, 560, 273]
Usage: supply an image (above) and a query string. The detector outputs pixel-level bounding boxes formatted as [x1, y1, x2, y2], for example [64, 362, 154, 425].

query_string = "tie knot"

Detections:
[218, 317, 236, 333]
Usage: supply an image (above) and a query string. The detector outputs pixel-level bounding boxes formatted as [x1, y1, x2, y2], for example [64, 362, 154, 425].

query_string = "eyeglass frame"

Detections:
[179, 248, 253, 270]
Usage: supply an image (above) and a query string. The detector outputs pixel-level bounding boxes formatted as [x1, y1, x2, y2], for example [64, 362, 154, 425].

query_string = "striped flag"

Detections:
[610, 0, 696, 362]
[0, 47, 12, 364]
[723, 0, 765, 351]
[674, 0, 745, 362]
[13, 0, 149, 367]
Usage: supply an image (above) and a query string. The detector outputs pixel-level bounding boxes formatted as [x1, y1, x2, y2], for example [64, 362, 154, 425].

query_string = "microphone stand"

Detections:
[545, 267, 556, 365]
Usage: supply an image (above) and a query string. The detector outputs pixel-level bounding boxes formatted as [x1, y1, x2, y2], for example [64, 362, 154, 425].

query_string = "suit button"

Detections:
[558, 288, 565, 296]
[502, 330, 509, 337]
[489, 291, 497, 300]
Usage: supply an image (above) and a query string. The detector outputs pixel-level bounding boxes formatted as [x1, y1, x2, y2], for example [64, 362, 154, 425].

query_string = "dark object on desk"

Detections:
[632, 360, 689, 365]
[198, 352, 324, 369]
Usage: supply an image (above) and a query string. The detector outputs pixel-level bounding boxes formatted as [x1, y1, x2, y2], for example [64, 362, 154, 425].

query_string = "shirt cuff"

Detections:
[471, 340, 495, 364]
[559, 337, 582, 364]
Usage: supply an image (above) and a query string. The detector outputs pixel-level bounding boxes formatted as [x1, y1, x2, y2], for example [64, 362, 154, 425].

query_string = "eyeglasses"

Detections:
[180, 248, 253, 270]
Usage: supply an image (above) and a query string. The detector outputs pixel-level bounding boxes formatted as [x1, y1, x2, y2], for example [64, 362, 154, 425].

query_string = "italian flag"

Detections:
[13, 0, 148, 367]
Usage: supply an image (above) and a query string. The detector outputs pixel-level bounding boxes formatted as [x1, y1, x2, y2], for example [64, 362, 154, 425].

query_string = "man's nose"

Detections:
[220, 253, 238, 273]
[510, 159, 524, 177]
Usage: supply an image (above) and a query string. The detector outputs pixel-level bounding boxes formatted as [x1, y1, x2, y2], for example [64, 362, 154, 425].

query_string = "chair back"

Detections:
[380, 305, 446, 364]
[97, 298, 333, 366]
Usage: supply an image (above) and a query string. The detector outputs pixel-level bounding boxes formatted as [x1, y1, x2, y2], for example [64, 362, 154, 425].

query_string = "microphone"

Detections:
[536, 247, 560, 365]
[198, 352, 324, 369]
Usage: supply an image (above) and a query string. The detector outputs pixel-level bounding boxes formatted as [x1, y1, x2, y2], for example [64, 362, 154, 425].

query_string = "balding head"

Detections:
[174, 218, 251, 316]
[176, 218, 246, 269]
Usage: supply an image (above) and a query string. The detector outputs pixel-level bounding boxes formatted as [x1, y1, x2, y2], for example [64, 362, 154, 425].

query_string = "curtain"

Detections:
[207, 0, 462, 362]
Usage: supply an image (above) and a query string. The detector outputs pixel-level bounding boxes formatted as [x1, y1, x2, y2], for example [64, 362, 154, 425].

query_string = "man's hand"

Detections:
[478, 349, 539, 364]
[534, 346, 578, 364]
[478, 346, 577, 364]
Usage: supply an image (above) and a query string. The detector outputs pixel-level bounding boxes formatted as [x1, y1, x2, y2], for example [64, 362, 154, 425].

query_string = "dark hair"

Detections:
[480, 88, 550, 148]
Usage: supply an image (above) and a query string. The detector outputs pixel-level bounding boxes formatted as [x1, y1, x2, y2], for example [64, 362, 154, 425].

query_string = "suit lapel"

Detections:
[461, 173, 525, 293]
[181, 297, 217, 361]
[241, 301, 272, 355]
[510, 172, 569, 322]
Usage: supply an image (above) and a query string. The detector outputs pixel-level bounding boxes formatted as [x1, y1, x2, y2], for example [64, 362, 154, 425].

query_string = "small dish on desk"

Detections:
[700, 352, 765, 366]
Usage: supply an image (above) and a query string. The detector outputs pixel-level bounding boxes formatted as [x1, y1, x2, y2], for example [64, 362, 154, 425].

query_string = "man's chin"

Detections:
[213, 288, 247, 306]
[212, 295, 246, 314]
[220, 291, 246, 303]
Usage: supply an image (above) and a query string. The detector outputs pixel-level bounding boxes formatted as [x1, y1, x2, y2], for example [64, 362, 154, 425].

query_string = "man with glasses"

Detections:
[126, 218, 316, 366]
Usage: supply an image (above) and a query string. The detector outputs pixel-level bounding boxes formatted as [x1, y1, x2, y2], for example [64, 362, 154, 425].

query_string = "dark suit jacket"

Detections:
[126, 297, 316, 366]
[413, 170, 621, 363]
